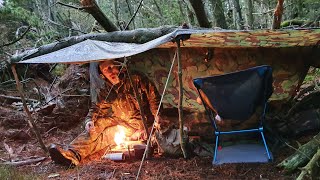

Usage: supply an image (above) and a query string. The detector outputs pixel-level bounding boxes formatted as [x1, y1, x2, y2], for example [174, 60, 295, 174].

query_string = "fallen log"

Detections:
[296, 149, 320, 180]
[277, 132, 320, 172]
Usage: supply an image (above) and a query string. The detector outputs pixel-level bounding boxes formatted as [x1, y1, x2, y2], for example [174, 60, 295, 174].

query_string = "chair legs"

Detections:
[212, 128, 272, 164]
[260, 131, 272, 161]
[213, 134, 219, 163]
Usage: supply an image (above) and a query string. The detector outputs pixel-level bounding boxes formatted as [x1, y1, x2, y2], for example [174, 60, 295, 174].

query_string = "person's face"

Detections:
[99, 60, 120, 85]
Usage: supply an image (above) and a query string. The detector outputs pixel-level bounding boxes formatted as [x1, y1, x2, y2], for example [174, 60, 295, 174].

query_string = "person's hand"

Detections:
[130, 130, 146, 141]
[85, 121, 95, 132]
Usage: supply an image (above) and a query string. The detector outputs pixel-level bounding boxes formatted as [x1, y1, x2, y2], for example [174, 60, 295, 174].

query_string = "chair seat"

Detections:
[213, 143, 272, 165]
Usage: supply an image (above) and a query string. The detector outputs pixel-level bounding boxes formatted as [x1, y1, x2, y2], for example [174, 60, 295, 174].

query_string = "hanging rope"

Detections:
[136, 51, 177, 180]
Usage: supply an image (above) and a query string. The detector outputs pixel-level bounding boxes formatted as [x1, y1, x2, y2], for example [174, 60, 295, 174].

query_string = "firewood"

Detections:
[296, 149, 320, 180]
[277, 132, 320, 172]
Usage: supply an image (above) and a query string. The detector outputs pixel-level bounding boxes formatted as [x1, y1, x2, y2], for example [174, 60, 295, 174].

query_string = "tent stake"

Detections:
[11, 65, 48, 154]
[176, 40, 188, 158]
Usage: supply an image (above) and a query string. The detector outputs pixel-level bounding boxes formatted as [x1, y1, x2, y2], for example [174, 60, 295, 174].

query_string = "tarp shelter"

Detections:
[10, 27, 320, 176]
[12, 26, 320, 140]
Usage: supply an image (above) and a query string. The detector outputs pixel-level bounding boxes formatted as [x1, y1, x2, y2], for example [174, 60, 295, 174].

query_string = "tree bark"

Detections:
[277, 132, 320, 172]
[125, 0, 135, 29]
[244, 0, 254, 29]
[272, 0, 284, 29]
[183, 0, 196, 26]
[80, 0, 119, 32]
[113, 0, 120, 27]
[209, 0, 227, 29]
[296, 149, 320, 180]
[189, 0, 211, 28]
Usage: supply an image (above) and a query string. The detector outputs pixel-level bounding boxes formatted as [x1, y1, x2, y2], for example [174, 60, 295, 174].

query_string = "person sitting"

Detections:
[49, 59, 162, 166]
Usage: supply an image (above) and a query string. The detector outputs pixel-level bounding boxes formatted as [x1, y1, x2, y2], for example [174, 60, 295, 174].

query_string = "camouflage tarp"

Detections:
[18, 28, 320, 64]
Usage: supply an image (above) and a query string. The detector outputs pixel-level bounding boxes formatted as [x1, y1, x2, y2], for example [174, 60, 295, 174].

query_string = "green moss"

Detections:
[52, 64, 68, 76]
[0, 165, 39, 180]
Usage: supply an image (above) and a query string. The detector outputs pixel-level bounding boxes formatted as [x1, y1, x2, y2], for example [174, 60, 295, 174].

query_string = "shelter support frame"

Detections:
[11, 64, 48, 154]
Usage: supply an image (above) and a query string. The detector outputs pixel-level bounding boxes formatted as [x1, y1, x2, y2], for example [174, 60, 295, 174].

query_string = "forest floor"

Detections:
[0, 105, 306, 180]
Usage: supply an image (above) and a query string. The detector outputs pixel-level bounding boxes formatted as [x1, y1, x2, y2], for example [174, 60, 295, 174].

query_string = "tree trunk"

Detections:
[113, 0, 120, 28]
[178, 0, 188, 25]
[277, 132, 320, 172]
[272, 0, 284, 29]
[244, 0, 254, 29]
[209, 0, 227, 29]
[183, 0, 196, 26]
[233, 0, 243, 30]
[189, 0, 211, 28]
[80, 0, 119, 32]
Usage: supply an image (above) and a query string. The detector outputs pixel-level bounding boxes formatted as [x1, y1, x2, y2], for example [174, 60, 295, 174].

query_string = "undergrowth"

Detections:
[0, 165, 38, 180]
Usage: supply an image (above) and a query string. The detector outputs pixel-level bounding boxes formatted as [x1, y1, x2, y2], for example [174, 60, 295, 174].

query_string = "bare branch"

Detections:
[56, 1, 85, 10]
[47, 19, 87, 34]
[0, 26, 31, 48]
[125, 0, 144, 30]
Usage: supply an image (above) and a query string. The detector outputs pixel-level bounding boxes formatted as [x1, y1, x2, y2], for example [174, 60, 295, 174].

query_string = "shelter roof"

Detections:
[16, 28, 320, 64]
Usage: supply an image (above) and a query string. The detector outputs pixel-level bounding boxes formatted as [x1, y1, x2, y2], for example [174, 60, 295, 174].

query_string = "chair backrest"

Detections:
[193, 65, 273, 121]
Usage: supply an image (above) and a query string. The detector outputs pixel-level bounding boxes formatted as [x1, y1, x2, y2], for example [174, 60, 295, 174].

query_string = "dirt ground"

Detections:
[0, 105, 303, 180]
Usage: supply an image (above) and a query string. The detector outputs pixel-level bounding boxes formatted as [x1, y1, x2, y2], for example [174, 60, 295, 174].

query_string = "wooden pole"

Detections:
[176, 40, 188, 158]
[125, 67, 150, 137]
[11, 65, 48, 154]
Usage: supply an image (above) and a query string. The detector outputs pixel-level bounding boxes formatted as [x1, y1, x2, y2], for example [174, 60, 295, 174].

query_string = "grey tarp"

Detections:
[18, 29, 213, 64]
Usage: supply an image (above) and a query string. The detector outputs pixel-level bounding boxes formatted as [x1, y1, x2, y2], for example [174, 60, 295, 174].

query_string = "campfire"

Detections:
[103, 125, 147, 161]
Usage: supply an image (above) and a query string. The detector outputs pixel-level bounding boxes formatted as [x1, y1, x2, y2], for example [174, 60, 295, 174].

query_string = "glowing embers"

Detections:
[114, 125, 126, 147]
[103, 125, 147, 161]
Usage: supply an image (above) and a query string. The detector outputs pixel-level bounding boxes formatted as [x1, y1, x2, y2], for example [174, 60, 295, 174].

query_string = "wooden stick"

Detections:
[0, 94, 38, 103]
[1, 157, 46, 166]
[11, 65, 48, 154]
[125, 67, 150, 137]
[176, 40, 187, 158]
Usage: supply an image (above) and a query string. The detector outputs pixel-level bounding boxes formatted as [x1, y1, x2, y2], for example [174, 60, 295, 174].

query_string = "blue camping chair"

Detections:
[193, 65, 273, 164]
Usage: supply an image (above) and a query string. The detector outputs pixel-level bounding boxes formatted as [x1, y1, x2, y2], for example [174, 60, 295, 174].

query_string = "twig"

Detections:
[60, 94, 90, 97]
[42, 88, 72, 106]
[47, 19, 86, 34]
[239, 168, 252, 176]
[125, 0, 144, 30]
[0, 26, 31, 48]
[284, 141, 312, 161]
[45, 126, 57, 135]
[49, 76, 57, 91]
[0, 95, 38, 103]
[56, 1, 85, 10]
[111, 169, 116, 178]
[1, 157, 46, 166]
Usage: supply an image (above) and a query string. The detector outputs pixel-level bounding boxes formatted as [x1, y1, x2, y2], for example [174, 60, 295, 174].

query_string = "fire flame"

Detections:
[114, 125, 126, 146]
